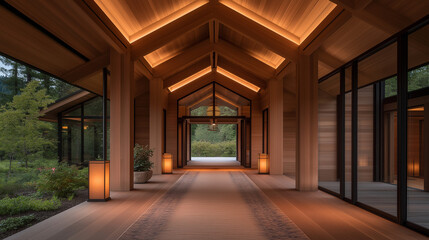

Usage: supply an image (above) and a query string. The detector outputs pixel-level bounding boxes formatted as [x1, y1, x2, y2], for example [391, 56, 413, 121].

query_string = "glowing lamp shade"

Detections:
[89, 161, 110, 201]
[162, 153, 173, 174]
[258, 154, 269, 174]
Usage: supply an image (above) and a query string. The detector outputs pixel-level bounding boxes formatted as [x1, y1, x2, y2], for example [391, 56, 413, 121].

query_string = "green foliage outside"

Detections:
[191, 124, 237, 157]
[133, 144, 154, 172]
[0, 196, 61, 216]
[191, 141, 236, 157]
[36, 163, 88, 198]
[384, 65, 429, 97]
[0, 215, 35, 233]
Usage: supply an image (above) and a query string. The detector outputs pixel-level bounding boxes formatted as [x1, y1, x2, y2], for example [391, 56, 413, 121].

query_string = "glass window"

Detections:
[358, 42, 397, 217]
[318, 72, 340, 194]
[407, 24, 429, 229]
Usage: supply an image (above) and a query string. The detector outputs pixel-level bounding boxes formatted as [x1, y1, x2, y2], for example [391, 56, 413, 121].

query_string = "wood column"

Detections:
[110, 49, 134, 191]
[268, 77, 284, 174]
[425, 103, 429, 192]
[296, 53, 318, 191]
[150, 78, 163, 174]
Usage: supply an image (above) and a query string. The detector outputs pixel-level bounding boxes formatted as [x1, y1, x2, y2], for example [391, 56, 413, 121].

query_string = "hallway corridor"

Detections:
[7, 170, 427, 240]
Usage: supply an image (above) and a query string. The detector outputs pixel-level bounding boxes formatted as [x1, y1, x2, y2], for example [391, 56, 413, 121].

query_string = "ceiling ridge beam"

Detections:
[131, 2, 214, 60]
[214, 1, 299, 63]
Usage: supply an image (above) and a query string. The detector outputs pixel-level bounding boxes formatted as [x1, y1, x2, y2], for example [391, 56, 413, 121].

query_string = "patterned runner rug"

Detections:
[119, 171, 308, 240]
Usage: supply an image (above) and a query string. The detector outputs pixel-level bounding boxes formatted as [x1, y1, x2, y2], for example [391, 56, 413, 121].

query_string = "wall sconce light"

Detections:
[162, 153, 173, 174]
[89, 160, 110, 201]
[62, 126, 68, 130]
[258, 153, 269, 174]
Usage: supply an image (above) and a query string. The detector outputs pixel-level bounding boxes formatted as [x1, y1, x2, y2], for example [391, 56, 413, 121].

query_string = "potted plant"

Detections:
[134, 144, 154, 184]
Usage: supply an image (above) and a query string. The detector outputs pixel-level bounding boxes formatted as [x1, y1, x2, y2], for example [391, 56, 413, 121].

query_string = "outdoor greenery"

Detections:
[0, 215, 35, 233]
[0, 195, 61, 216]
[384, 64, 429, 97]
[0, 55, 89, 236]
[134, 144, 154, 172]
[191, 141, 236, 157]
[36, 164, 88, 198]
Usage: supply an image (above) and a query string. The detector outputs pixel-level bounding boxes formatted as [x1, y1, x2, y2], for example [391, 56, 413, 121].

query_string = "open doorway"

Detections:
[188, 123, 238, 167]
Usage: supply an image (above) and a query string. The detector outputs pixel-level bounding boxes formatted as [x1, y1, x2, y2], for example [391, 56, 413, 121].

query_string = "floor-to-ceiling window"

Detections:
[318, 17, 429, 235]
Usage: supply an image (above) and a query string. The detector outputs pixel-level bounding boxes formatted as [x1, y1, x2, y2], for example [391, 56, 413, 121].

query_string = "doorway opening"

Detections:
[188, 123, 238, 167]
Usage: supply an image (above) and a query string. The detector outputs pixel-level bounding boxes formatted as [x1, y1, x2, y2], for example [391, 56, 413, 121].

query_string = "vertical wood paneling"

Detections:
[269, 77, 284, 174]
[318, 89, 338, 181]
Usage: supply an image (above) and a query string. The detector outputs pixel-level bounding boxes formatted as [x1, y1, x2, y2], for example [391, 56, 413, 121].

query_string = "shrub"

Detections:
[191, 141, 236, 157]
[0, 215, 35, 233]
[0, 196, 61, 215]
[134, 144, 154, 172]
[37, 163, 88, 198]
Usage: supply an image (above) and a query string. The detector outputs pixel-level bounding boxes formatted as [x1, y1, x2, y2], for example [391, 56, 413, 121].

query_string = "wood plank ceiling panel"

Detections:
[0, 6, 85, 77]
[219, 24, 284, 69]
[228, 0, 336, 43]
[319, 17, 389, 66]
[144, 23, 209, 67]
[7, 0, 109, 59]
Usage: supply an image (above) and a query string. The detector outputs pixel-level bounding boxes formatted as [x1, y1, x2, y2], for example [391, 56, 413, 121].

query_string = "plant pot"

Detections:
[134, 170, 153, 184]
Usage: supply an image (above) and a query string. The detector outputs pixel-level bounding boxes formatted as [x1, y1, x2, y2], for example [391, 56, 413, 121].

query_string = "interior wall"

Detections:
[135, 91, 150, 146]
[251, 98, 262, 168]
[318, 89, 337, 181]
[283, 64, 297, 178]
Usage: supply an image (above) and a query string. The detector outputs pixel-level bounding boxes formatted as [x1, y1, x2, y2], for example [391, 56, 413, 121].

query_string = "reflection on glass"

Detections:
[318, 73, 340, 194]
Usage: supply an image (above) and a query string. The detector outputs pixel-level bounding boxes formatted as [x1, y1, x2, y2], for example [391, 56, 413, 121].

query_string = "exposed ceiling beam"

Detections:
[209, 20, 214, 43]
[163, 58, 211, 89]
[77, 0, 127, 53]
[215, 39, 275, 79]
[214, 73, 259, 99]
[131, 2, 214, 60]
[169, 72, 215, 100]
[214, 2, 299, 63]
[153, 39, 212, 78]
[61, 51, 109, 83]
[275, 60, 291, 80]
[300, 6, 352, 55]
[134, 60, 152, 80]
[330, 0, 429, 57]
[217, 57, 266, 89]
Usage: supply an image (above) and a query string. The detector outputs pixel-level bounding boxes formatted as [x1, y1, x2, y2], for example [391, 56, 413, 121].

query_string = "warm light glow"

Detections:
[409, 107, 424, 111]
[95, 0, 209, 43]
[217, 67, 260, 92]
[219, 0, 336, 45]
[258, 153, 269, 174]
[62, 126, 68, 130]
[168, 67, 212, 92]
[89, 161, 110, 200]
[219, 0, 300, 45]
[84, 125, 89, 130]
[162, 153, 173, 174]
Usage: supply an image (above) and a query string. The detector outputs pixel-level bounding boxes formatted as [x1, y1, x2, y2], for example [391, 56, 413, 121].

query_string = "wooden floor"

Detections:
[7, 170, 428, 240]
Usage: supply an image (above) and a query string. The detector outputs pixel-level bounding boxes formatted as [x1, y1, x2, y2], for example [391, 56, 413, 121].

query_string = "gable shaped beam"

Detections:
[169, 73, 215, 100]
[214, 2, 298, 63]
[217, 57, 266, 89]
[300, 6, 352, 55]
[215, 40, 275, 79]
[163, 58, 211, 89]
[214, 73, 258, 100]
[153, 39, 212, 78]
[131, 2, 214, 60]
[61, 51, 109, 83]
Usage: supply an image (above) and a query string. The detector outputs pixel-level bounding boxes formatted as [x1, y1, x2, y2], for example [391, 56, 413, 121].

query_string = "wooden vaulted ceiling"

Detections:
[0, 0, 428, 97]
[92, 0, 339, 92]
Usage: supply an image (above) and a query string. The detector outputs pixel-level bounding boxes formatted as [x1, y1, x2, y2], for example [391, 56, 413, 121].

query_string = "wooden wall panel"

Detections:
[318, 89, 338, 181]
[283, 64, 296, 177]
[135, 88, 150, 147]
[251, 98, 262, 169]
[357, 85, 374, 182]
